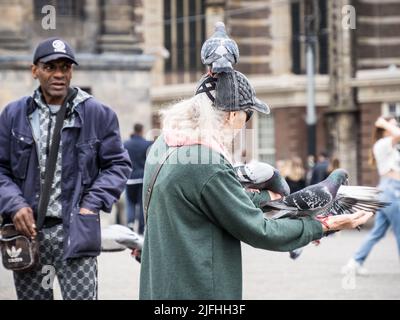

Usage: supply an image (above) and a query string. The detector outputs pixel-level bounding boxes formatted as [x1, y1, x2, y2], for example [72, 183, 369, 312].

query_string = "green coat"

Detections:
[139, 137, 323, 299]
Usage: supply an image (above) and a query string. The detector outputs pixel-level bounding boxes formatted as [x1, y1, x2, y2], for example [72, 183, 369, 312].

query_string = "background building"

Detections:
[146, 0, 400, 185]
[0, 0, 154, 139]
[1, 0, 400, 185]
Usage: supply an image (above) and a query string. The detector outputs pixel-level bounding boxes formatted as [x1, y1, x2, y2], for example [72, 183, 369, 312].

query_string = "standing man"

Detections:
[124, 124, 152, 234]
[0, 37, 131, 300]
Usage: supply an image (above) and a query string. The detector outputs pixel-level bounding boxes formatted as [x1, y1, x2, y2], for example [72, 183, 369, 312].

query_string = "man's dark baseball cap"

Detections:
[195, 70, 270, 115]
[33, 37, 78, 65]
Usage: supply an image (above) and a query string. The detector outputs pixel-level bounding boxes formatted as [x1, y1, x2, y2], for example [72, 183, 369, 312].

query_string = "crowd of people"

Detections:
[277, 152, 340, 192]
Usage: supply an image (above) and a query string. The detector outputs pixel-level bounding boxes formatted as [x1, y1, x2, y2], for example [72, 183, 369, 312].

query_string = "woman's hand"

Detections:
[317, 210, 373, 233]
[267, 191, 282, 201]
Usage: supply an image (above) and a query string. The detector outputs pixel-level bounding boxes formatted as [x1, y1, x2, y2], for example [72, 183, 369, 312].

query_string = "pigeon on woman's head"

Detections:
[201, 21, 239, 74]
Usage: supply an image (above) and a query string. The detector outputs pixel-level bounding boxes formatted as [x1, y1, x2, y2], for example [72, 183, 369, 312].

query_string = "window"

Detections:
[382, 102, 400, 122]
[164, 0, 206, 83]
[34, 0, 84, 19]
[257, 113, 275, 165]
[290, 0, 328, 75]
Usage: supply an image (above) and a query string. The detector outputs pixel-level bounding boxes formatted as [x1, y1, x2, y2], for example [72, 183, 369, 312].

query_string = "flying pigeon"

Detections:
[234, 161, 290, 197]
[261, 169, 388, 219]
[101, 224, 143, 253]
[201, 21, 239, 74]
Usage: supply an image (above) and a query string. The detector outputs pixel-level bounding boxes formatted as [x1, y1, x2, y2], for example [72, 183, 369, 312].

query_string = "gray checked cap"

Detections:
[195, 70, 270, 114]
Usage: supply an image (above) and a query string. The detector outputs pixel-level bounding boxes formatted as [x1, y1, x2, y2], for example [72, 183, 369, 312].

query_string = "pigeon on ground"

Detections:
[201, 21, 239, 74]
[101, 224, 144, 252]
[234, 161, 290, 197]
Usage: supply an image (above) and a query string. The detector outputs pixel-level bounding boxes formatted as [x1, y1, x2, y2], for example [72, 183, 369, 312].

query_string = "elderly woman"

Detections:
[139, 71, 372, 300]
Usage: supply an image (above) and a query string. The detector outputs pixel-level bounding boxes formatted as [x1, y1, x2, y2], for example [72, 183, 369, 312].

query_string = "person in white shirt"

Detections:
[342, 116, 400, 275]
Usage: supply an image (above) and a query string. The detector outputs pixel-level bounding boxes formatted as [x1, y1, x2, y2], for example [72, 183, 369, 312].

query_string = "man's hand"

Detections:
[12, 207, 37, 239]
[319, 210, 373, 233]
[79, 208, 98, 215]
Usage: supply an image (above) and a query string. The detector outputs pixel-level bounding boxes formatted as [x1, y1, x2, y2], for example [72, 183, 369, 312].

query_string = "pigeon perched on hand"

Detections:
[261, 168, 388, 219]
[234, 161, 290, 197]
[260, 168, 388, 261]
[201, 21, 239, 74]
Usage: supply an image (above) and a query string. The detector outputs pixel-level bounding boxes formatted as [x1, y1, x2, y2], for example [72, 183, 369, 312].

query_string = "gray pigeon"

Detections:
[285, 184, 389, 260]
[201, 21, 239, 73]
[261, 169, 388, 219]
[260, 169, 388, 261]
[234, 161, 290, 196]
[101, 224, 144, 252]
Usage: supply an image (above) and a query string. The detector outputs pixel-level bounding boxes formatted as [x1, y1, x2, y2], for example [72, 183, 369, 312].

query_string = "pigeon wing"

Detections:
[201, 38, 222, 65]
[324, 186, 390, 216]
[261, 184, 334, 219]
[326, 195, 389, 216]
[224, 39, 239, 63]
[283, 185, 333, 210]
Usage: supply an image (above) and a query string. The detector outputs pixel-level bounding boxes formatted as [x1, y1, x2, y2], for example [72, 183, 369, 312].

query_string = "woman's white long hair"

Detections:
[160, 92, 232, 150]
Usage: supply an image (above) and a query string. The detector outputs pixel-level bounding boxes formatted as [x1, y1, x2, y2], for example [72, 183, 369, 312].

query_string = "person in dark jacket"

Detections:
[0, 37, 131, 300]
[123, 124, 152, 234]
[309, 151, 330, 185]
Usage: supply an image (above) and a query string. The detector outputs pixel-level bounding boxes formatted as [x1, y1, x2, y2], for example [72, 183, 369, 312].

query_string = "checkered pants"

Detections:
[13, 224, 98, 300]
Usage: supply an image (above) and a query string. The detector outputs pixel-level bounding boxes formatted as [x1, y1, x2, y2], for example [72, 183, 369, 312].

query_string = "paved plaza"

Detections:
[1, 223, 399, 300]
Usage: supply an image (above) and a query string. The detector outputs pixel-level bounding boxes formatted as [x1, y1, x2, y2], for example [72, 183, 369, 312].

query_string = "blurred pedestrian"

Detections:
[124, 123, 153, 235]
[327, 157, 340, 175]
[305, 154, 315, 186]
[342, 116, 400, 275]
[283, 156, 306, 193]
[310, 151, 330, 185]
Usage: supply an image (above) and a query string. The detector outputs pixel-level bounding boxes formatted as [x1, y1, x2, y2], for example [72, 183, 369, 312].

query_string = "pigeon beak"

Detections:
[344, 178, 349, 186]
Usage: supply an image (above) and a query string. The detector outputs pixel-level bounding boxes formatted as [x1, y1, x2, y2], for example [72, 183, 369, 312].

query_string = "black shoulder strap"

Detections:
[143, 147, 177, 225]
[36, 88, 78, 230]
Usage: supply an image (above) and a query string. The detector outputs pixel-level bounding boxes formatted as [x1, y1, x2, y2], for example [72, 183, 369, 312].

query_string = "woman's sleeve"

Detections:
[199, 169, 323, 252]
[245, 190, 271, 208]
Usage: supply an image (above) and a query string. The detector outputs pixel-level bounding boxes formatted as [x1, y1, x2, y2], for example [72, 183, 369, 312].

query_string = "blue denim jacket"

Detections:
[0, 90, 132, 259]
